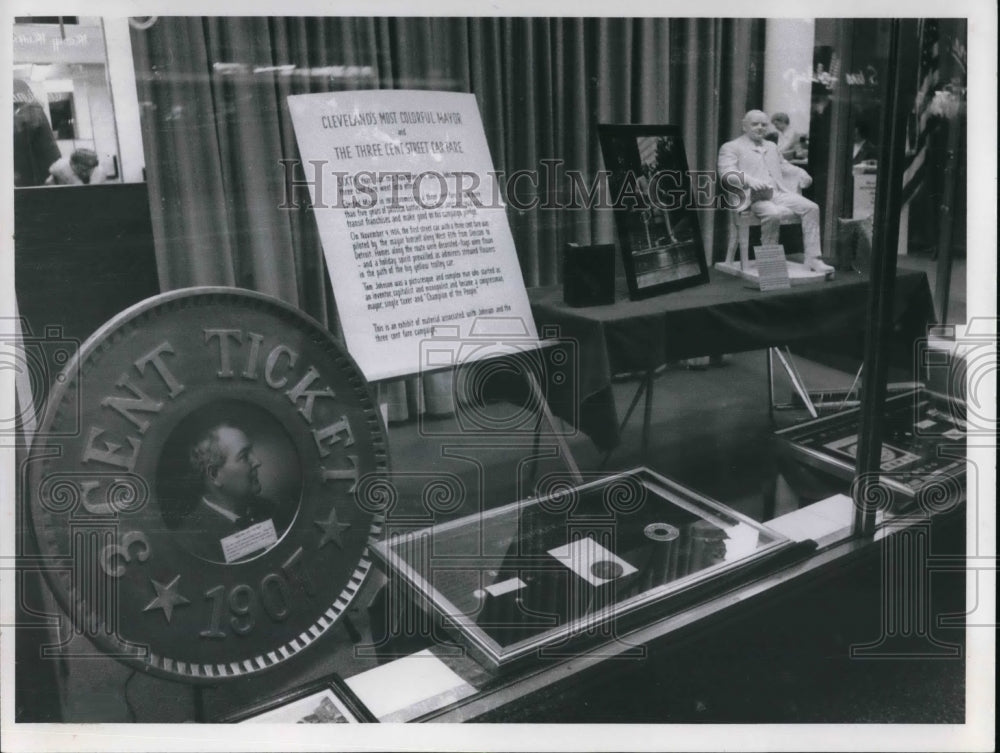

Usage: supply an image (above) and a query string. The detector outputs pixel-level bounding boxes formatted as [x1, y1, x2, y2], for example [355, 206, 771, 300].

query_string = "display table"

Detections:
[529, 269, 935, 449]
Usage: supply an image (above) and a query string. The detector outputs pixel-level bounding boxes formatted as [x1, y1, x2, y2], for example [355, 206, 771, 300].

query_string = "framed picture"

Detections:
[597, 124, 710, 300]
[217, 673, 377, 723]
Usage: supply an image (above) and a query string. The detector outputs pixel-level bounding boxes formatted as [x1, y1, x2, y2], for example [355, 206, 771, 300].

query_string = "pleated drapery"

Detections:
[130, 16, 763, 419]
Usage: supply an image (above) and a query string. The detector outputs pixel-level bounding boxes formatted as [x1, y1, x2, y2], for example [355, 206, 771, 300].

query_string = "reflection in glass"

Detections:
[47, 91, 76, 139]
[13, 20, 123, 186]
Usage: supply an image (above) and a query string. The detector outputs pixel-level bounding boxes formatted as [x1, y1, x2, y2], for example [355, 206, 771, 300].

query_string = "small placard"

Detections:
[484, 577, 527, 597]
[853, 170, 877, 219]
[754, 244, 791, 291]
[547, 536, 638, 586]
[221, 520, 278, 563]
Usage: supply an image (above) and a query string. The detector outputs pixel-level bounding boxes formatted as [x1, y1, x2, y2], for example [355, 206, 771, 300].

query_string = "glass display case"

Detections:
[775, 388, 967, 510]
[373, 468, 799, 670]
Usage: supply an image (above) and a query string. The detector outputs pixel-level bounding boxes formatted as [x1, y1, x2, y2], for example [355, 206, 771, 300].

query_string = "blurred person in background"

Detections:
[13, 78, 61, 187]
[770, 112, 801, 161]
[851, 122, 879, 165]
[47, 147, 108, 185]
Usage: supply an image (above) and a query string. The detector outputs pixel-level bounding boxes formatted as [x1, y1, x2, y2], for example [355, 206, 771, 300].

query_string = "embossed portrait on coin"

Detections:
[158, 400, 301, 563]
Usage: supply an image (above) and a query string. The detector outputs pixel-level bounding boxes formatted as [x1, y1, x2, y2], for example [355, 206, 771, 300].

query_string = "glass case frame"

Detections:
[373, 467, 800, 671]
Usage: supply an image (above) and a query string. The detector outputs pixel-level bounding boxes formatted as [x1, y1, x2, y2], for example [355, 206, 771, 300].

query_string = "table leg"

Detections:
[642, 369, 654, 456]
[767, 348, 776, 422]
[193, 685, 206, 722]
[525, 370, 583, 483]
[600, 370, 654, 468]
[769, 347, 819, 419]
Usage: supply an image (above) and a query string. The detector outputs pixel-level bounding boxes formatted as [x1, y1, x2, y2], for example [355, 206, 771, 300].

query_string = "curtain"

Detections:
[666, 19, 766, 259]
[130, 17, 763, 417]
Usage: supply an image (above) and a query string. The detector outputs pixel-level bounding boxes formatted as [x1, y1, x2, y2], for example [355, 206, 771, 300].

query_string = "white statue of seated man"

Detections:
[718, 109, 834, 275]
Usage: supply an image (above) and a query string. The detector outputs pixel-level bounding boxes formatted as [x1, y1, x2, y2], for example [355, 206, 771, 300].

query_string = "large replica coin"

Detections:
[28, 288, 388, 683]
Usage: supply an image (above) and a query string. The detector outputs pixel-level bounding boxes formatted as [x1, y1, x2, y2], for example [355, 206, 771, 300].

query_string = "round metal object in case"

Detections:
[27, 288, 389, 683]
[643, 522, 680, 542]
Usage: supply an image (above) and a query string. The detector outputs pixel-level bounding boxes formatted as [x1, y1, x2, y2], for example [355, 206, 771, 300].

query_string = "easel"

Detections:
[375, 355, 584, 488]
[768, 347, 819, 419]
[768, 348, 874, 417]
[599, 366, 661, 468]
[525, 364, 584, 484]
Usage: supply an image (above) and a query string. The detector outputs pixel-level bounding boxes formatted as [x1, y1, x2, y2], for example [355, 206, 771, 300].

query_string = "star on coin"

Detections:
[142, 575, 190, 623]
[315, 509, 351, 550]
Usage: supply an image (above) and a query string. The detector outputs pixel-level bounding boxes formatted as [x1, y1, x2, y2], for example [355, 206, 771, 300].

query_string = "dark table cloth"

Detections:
[529, 269, 936, 450]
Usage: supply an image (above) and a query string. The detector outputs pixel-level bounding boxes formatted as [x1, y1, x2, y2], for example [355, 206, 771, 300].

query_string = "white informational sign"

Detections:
[287, 90, 539, 382]
[547, 536, 638, 586]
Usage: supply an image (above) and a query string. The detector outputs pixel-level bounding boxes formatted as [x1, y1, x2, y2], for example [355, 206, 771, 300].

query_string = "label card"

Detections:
[548, 536, 638, 586]
[754, 244, 791, 291]
[221, 520, 278, 563]
[287, 90, 539, 382]
[484, 577, 527, 597]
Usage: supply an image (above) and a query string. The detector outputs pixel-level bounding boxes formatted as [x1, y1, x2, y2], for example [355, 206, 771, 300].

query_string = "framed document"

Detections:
[597, 124, 710, 300]
[218, 674, 376, 723]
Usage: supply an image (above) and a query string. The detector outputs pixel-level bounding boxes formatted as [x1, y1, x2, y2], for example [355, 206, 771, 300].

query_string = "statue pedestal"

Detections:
[714, 259, 832, 287]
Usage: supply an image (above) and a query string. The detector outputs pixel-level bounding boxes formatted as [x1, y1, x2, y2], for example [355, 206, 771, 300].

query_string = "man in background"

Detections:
[852, 122, 879, 165]
[48, 148, 108, 185]
[769, 111, 801, 160]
